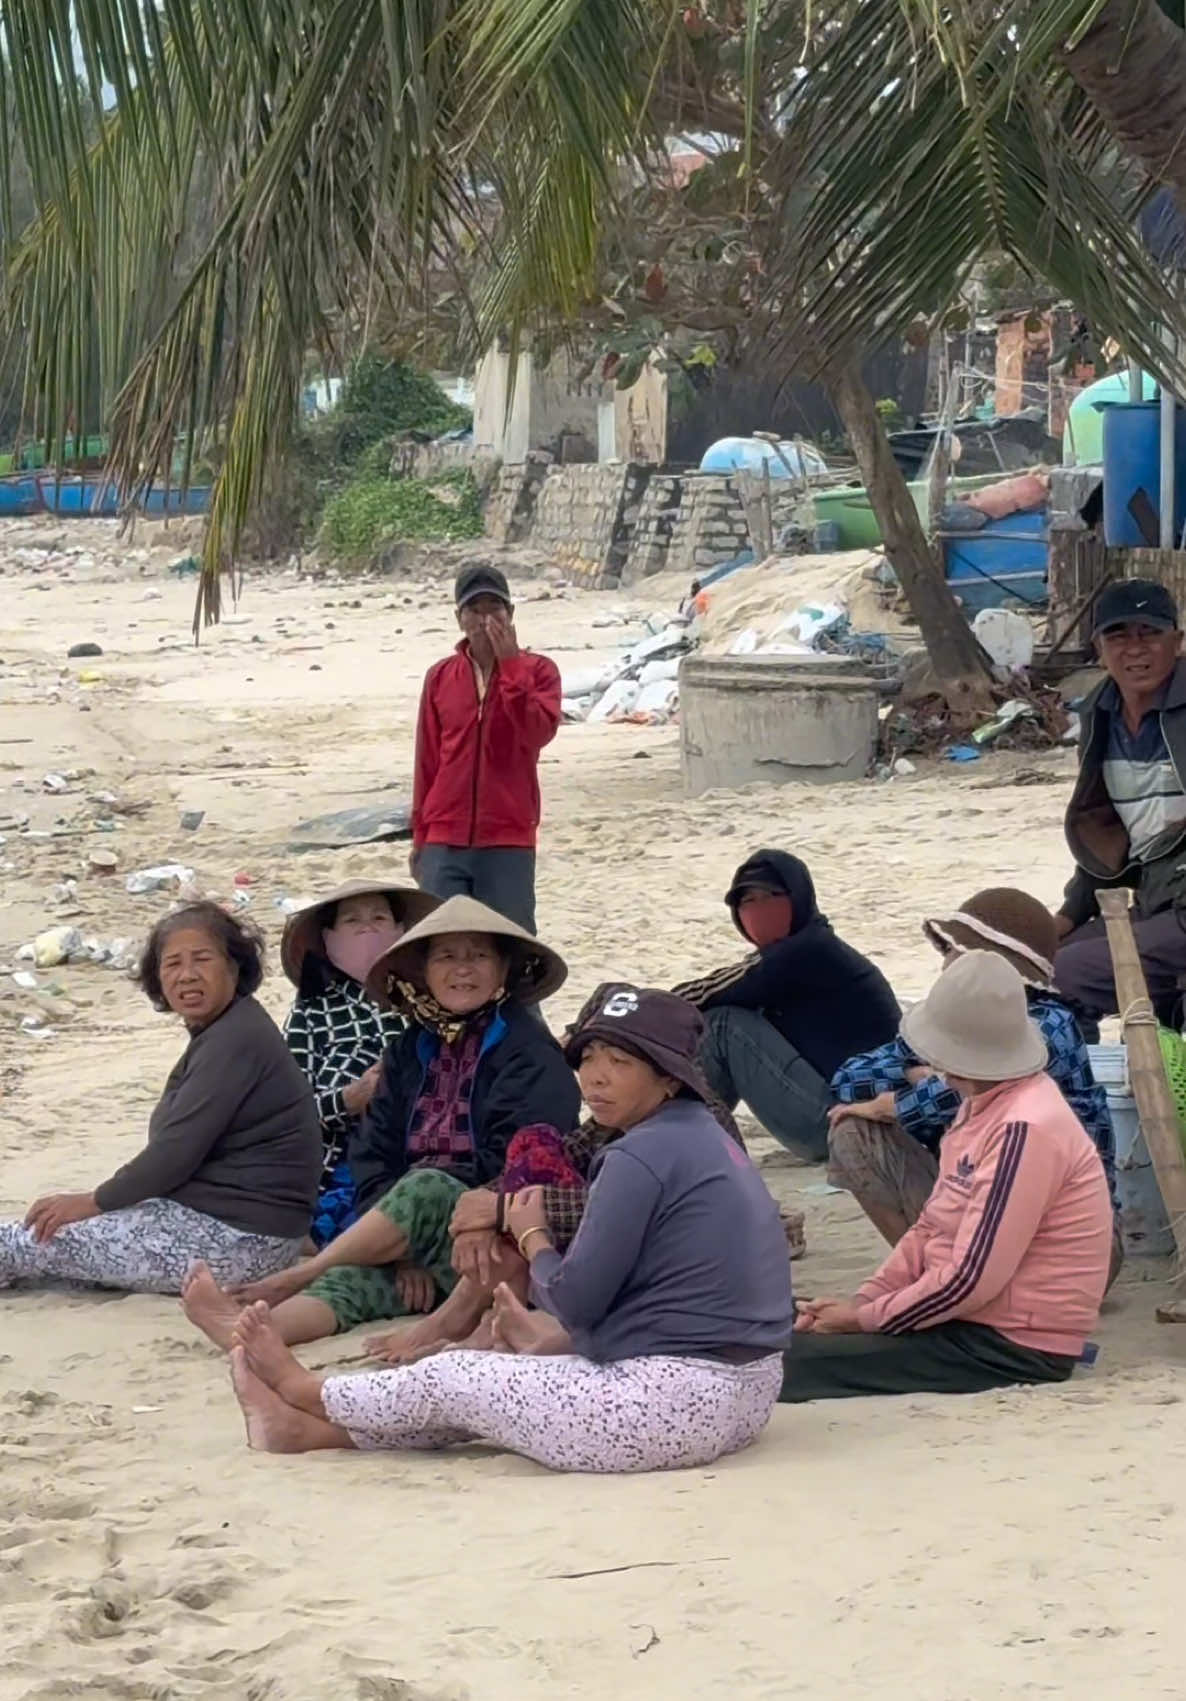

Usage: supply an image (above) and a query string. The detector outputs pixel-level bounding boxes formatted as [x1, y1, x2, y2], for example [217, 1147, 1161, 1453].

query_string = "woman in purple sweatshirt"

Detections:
[221, 987, 794, 1472]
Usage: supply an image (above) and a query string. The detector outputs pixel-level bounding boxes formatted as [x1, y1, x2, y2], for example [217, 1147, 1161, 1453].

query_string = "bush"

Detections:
[320, 469, 484, 563]
[332, 354, 472, 461]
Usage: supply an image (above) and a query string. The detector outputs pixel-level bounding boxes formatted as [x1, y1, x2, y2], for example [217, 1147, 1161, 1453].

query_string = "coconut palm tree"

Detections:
[2, 0, 1185, 699]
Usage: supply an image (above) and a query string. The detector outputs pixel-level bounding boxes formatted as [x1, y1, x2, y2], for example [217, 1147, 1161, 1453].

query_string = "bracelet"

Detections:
[516, 1226, 551, 1259]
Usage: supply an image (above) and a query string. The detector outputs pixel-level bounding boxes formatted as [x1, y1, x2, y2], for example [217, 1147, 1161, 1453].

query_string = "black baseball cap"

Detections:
[454, 564, 512, 610]
[1093, 579, 1179, 636]
[565, 984, 714, 1104]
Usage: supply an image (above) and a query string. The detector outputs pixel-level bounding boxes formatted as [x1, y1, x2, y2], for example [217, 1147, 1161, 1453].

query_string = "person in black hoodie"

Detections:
[181, 897, 581, 1352]
[673, 851, 900, 1160]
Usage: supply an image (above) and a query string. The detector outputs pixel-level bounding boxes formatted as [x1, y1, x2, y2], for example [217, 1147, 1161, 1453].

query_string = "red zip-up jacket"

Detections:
[412, 643, 562, 850]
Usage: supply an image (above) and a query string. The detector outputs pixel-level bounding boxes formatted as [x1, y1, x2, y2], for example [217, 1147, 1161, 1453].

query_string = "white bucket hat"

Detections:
[900, 950, 1048, 1082]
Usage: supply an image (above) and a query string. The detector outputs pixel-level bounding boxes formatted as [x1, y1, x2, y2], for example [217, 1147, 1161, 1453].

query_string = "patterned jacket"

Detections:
[283, 978, 405, 1183]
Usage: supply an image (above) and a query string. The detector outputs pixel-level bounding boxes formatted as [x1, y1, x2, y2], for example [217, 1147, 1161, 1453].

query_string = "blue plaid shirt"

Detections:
[831, 990, 1118, 1206]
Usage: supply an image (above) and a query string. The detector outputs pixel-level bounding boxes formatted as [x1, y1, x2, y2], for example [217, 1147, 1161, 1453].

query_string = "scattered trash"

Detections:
[12, 970, 38, 990]
[67, 641, 103, 658]
[20, 1014, 54, 1037]
[169, 555, 200, 578]
[273, 895, 301, 915]
[179, 810, 205, 832]
[893, 757, 917, 777]
[946, 745, 982, 764]
[285, 795, 412, 852]
[42, 772, 69, 793]
[88, 849, 119, 876]
[231, 889, 252, 910]
[126, 863, 194, 895]
[587, 679, 641, 724]
[972, 607, 1035, 673]
[972, 698, 1039, 747]
[30, 927, 83, 968]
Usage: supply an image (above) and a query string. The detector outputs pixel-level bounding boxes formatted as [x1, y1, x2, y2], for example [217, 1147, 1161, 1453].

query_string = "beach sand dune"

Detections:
[0, 530, 1183, 1699]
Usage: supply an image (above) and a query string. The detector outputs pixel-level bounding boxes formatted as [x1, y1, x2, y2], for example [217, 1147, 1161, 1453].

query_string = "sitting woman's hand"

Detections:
[395, 1265, 436, 1314]
[505, 1186, 551, 1253]
[452, 1229, 503, 1288]
[342, 1063, 382, 1117]
[25, 1192, 99, 1244]
[800, 1298, 863, 1335]
[449, 1188, 499, 1237]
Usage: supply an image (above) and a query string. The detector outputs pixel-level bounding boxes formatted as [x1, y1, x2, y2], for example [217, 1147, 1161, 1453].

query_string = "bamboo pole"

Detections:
[1098, 889, 1186, 1274]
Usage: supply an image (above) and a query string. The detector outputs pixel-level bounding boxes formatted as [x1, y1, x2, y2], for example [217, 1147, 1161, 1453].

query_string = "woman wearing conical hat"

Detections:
[181, 896, 581, 1354]
[275, 881, 442, 1248]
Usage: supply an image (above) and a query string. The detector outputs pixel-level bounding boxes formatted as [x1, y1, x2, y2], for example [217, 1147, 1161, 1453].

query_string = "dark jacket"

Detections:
[412, 643, 562, 850]
[349, 1000, 581, 1211]
[94, 995, 321, 1238]
[675, 850, 901, 1081]
[1062, 661, 1186, 927]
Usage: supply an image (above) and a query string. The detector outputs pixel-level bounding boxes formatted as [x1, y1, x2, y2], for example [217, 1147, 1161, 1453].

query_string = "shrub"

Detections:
[320, 469, 484, 563]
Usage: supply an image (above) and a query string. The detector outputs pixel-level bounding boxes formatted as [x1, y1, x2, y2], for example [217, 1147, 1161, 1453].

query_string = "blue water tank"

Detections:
[1102, 399, 1186, 547]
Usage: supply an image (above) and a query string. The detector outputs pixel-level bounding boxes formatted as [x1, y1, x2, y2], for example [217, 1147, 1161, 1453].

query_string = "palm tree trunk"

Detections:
[828, 359, 994, 718]
[1061, 0, 1186, 200]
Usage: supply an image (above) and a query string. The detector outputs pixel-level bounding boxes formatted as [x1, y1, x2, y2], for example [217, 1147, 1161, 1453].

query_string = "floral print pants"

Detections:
[0, 1197, 302, 1295]
[321, 1349, 783, 1473]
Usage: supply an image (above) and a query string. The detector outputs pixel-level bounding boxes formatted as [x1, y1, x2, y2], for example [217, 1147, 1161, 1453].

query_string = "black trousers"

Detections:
[780, 1321, 1076, 1403]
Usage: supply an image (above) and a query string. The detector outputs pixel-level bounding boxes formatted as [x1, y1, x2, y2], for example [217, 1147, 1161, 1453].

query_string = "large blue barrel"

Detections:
[1102, 399, 1186, 547]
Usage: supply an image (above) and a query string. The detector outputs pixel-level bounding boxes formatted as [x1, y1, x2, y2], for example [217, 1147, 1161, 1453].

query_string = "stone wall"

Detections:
[481, 460, 784, 589]
[621, 473, 682, 584]
[666, 474, 751, 578]
[529, 462, 648, 587]
[485, 455, 550, 544]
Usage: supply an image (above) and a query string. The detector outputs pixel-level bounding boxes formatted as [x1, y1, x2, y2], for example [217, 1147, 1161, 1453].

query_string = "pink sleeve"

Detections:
[497, 653, 561, 751]
[856, 1218, 929, 1307]
[857, 1118, 1060, 1335]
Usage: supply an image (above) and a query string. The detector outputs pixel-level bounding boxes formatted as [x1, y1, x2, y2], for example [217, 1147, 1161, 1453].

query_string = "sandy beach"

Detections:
[1, 520, 1184, 1701]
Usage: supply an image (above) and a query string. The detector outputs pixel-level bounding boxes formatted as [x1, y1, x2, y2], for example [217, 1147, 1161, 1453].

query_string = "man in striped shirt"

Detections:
[1054, 579, 1186, 1033]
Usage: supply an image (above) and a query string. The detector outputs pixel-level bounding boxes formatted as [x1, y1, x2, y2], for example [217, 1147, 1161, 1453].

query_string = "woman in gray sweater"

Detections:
[222, 986, 794, 1472]
[0, 903, 320, 1295]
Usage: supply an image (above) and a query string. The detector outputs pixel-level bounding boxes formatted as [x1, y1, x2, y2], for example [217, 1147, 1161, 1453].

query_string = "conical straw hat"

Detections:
[365, 894, 567, 1007]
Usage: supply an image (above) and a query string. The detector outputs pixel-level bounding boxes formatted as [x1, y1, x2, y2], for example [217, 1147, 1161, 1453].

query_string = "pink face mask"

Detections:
[323, 917, 402, 984]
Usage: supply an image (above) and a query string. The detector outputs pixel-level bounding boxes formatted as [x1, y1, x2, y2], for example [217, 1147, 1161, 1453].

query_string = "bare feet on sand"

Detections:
[181, 1261, 244, 1351]
[233, 1301, 322, 1413]
[230, 1264, 312, 1308]
[491, 1285, 572, 1355]
[230, 1346, 315, 1453]
[364, 1300, 485, 1365]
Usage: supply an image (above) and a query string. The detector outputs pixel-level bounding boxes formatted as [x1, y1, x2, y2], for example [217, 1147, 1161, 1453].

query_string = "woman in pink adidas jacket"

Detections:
[782, 950, 1114, 1402]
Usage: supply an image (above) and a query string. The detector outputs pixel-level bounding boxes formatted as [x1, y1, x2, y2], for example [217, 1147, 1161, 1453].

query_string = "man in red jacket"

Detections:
[411, 565, 561, 931]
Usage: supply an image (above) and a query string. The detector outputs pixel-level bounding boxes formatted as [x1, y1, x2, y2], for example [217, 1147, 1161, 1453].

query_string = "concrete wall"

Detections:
[474, 348, 601, 463]
[666, 474, 750, 578]
[474, 347, 668, 465]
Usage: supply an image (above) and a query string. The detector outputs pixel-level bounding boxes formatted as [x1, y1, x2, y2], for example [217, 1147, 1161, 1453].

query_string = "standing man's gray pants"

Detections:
[416, 845, 538, 933]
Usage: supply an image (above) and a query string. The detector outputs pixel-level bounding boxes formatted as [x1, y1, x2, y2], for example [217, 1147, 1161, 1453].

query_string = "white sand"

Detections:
[1, 524, 1184, 1701]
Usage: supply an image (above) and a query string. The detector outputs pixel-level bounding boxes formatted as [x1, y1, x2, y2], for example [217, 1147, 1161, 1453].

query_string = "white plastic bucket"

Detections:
[1089, 1044, 1173, 1257]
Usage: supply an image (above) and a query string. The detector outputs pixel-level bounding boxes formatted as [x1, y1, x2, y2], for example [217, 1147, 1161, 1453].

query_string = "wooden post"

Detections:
[1098, 888, 1186, 1270]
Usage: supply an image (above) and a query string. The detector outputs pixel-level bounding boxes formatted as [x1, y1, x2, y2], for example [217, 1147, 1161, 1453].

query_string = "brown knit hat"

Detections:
[922, 887, 1058, 990]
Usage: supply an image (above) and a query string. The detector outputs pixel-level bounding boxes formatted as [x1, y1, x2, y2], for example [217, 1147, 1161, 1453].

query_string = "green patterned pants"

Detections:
[306, 1168, 465, 1333]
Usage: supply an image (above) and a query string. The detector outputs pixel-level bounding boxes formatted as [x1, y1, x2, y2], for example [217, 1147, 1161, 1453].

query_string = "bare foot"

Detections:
[230, 1347, 321, 1453]
[365, 1297, 485, 1365]
[490, 1284, 572, 1355]
[392, 1309, 498, 1364]
[229, 1264, 313, 1307]
[233, 1301, 323, 1413]
[181, 1261, 244, 1352]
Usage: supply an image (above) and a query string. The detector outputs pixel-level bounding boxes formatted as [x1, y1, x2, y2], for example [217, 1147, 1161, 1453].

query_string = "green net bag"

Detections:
[1156, 1026, 1186, 1158]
